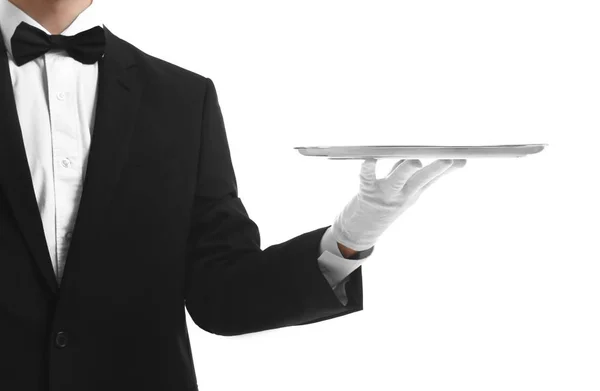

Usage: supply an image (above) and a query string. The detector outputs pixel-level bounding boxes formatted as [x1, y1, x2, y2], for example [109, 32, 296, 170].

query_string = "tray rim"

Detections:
[294, 144, 548, 150]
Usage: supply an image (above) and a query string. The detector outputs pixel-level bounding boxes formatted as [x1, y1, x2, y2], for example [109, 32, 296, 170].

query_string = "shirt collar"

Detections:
[0, 0, 104, 59]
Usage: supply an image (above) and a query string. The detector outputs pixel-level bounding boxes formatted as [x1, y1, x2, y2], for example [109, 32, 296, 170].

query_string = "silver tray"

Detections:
[294, 144, 548, 159]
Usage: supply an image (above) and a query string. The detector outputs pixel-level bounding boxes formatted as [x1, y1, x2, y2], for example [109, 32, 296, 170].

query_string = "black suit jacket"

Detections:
[0, 26, 364, 391]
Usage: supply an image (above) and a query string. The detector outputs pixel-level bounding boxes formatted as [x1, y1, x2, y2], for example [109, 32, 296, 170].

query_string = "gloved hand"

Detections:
[332, 158, 467, 252]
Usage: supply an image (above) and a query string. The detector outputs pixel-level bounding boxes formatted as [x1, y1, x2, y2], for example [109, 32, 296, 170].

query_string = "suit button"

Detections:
[55, 331, 68, 348]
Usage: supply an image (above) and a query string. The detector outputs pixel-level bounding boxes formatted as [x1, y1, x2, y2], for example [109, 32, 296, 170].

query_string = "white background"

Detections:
[103, 1, 598, 390]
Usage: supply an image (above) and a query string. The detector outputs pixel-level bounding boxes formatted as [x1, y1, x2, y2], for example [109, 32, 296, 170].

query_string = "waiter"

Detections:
[0, 0, 466, 390]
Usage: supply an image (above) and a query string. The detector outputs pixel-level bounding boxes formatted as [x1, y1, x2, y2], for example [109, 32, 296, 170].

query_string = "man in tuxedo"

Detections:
[0, 0, 466, 390]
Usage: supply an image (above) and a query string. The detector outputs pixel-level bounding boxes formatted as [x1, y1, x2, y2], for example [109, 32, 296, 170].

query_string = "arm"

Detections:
[183, 78, 364, 336]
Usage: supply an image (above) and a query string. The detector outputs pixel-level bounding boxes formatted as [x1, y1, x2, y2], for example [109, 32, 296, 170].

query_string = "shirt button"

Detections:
[65, 231, 73, 240]
[61, 158, 71, 168]
[55, 331, 68, 348]
[57, 91, 65, 100]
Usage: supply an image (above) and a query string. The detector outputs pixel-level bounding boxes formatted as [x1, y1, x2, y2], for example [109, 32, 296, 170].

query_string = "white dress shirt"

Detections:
[0, 0, 372, 306]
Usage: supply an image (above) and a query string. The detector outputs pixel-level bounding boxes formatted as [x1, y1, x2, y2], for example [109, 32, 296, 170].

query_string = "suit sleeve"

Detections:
[183, 77, 364, 336]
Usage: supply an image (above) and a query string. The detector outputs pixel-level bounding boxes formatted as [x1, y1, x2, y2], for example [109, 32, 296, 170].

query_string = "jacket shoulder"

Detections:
[117, 35, 210, 89]
[141, 51, 208, 84]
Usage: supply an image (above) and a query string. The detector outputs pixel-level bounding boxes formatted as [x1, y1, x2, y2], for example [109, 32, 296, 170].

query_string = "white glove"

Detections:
[332, 158, 467, 251]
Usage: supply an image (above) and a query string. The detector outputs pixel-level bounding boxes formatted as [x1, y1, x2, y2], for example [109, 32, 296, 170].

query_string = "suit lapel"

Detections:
[0, 31, 57, 293]
[0, 26, 143, 296]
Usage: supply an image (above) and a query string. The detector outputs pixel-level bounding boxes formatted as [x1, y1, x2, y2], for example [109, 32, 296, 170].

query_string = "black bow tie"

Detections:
[10, 21, 106, 66]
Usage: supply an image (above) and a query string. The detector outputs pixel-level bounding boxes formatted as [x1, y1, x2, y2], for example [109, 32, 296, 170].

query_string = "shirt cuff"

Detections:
[317, 226, 375, 306]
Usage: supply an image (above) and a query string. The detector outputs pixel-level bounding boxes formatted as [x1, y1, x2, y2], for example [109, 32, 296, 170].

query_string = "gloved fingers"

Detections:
[401, 159, 454, 195]
[386, 159, 407, 177]
[385, 159, 423, 191]
[359, 158, 378, 184]
[414, 173, 442, 198]
[453, 159, 468, 169]
[413, 159, 467, 195]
